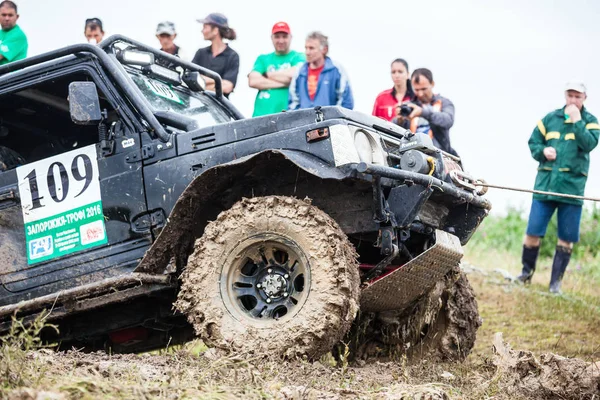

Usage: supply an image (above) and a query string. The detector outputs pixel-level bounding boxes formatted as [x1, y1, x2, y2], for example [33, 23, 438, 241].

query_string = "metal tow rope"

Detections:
[449, 170, 600, 202]
[477, 182, 600, 203]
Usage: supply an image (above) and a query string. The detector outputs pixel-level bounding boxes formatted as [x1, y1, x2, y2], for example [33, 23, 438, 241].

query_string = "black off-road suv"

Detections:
[0, 36, 491, 359]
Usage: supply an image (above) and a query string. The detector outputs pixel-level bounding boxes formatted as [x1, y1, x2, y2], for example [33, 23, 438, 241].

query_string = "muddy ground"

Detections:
[3, 332, 600, 400]
[2, 266, 600, 399]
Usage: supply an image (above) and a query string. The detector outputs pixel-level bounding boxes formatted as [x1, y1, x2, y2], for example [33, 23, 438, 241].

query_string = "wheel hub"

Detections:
[258, 269, 289, 299]
[221, 236, 311, 323]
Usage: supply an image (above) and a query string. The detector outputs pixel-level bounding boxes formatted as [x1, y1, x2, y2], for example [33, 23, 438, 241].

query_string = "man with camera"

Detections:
[396, 68, 458, 157]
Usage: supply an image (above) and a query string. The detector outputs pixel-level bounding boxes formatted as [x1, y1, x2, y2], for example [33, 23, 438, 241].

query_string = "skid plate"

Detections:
[360, 229, 463, 312]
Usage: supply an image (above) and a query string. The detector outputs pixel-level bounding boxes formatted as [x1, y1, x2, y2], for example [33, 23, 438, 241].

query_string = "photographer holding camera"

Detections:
[372, 58, 414, 122]
[401, 68, 459, 158]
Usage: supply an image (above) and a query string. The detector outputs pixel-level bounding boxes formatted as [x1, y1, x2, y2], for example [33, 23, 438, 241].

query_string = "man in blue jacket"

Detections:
[288, 31, 354, 110]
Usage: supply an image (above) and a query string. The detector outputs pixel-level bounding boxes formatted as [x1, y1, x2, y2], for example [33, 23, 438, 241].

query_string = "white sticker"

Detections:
[80, 220, 106, 245]
[122, 138, 135, 148]
[16, 145, 108, 264]
[28, 236, 54, 260]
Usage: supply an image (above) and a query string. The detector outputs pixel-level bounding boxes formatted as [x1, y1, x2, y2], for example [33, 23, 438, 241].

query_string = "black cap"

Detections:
[85, 17, 103, 31]
[196, 13, 229, 28]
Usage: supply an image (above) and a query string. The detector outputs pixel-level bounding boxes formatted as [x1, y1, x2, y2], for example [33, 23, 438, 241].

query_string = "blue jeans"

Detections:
[526, 199, 582, 243]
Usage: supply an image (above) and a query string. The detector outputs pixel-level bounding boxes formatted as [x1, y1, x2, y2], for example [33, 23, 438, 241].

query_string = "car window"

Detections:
[128, 73, 233, 129]
[0, 70, 115, 168]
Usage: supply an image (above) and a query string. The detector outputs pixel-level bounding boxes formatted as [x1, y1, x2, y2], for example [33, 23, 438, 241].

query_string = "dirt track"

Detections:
[3, 331, 599, 400]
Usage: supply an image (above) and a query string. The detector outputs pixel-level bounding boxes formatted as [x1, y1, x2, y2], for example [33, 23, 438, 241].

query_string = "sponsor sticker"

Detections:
[16, 145, 108, 264]
[144, 79, 183, 104]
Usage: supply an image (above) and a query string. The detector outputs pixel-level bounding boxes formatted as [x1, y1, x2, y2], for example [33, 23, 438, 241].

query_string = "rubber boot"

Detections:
[517, 245, 539, 284]
[549, 245, 571, 294]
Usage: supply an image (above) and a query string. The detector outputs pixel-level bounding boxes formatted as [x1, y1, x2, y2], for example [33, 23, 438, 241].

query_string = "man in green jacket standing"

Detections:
[517, 82, 600, 293]
[0, 1, 27, 65]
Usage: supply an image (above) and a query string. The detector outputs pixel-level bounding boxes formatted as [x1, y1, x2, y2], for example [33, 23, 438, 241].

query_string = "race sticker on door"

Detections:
[16, 145, 108, 264]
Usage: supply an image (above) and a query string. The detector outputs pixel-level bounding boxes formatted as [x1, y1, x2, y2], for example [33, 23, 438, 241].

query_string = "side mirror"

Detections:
[68, 82, 102, 125]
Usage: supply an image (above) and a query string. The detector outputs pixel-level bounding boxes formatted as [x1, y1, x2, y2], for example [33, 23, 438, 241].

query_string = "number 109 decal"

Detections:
[16, 145, 108, 264]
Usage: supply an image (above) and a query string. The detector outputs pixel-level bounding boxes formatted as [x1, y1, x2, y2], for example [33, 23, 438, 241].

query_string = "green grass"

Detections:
[464, 207, 600, 360]
[0, 311, 57, 390]
[469, 204, 600, 260]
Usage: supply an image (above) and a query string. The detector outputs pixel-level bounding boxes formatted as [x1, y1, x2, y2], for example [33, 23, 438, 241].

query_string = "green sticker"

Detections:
[23, 201, 108, 264]
[144, 79, 184, 104]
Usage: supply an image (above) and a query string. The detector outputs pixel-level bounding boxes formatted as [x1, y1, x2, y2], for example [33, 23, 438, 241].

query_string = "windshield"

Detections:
[128, 72, 233, 128]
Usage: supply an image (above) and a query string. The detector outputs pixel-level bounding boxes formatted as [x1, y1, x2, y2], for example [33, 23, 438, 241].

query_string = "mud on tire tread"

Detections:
[175, 196, 360, 359]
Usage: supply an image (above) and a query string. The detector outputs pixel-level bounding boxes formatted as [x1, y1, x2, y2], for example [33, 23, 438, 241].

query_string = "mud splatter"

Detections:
[349, 268, 481, 362]
[491, 332, 600, 399]
[175, 196, 360, 359]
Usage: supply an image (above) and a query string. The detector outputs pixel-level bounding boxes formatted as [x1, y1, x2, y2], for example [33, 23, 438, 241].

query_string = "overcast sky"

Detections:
[16, 0, 600, 215]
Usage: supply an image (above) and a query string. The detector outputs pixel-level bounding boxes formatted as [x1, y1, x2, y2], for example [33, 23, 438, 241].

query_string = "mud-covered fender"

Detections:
[135, 150, 357, 274]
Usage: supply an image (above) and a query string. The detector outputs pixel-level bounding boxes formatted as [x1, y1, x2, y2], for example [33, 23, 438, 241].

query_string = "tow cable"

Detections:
[449, 170, 600, 203]
[476, 182, 600, 203]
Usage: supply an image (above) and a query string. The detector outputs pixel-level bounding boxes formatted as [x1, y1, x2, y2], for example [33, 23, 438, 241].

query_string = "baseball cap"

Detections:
[156, 21, 176, 36]
[272, 21, 291, 35]
[565, 81, 587, 93]
[85, 17, 103, 31]
[196, 13, 229, 28]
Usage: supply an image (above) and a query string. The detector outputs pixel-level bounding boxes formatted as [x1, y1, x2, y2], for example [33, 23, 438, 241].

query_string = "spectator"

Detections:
[248, 22, 305, 117]
[155, 21, 187, 68]
[517, 81, 599, 293]
[192, 13, 239, 98]
[0, 1, 26, 65]
[406, 68, 458, 157]
[288, 31, 353, 110]
[84, 17, 104, 44]
[372, 58, 414, 122]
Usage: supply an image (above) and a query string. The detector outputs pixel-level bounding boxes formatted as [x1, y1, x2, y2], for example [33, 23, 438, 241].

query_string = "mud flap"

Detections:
[360, 230, 463, 312]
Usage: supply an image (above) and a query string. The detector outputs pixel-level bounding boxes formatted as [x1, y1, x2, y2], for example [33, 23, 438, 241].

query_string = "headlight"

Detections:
[328, 125, 386, 166]
[354, 129, 385, 165]
[354, 130, 373, 163]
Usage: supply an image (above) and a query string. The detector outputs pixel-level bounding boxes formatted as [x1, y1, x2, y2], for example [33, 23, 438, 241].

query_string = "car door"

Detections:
[0, 66, 151, 306]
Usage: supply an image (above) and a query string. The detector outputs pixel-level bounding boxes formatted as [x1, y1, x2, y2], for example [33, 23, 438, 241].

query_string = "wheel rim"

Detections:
[220, 233, 312, 325]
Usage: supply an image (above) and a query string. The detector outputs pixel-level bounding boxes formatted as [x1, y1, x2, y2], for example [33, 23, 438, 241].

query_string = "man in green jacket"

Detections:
[517, 81, 600, 293]
[0, 1, 27, 65]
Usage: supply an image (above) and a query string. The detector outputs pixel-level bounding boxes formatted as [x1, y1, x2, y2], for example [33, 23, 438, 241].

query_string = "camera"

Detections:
[398, 104, 412, 117]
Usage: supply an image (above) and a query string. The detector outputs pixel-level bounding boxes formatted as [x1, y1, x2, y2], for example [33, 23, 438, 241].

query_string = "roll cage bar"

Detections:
[0, 35, 228, 143]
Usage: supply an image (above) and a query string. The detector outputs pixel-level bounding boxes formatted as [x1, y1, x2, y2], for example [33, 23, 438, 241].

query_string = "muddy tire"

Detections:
[175, 196, 360, 359]
[351, 268, 480, 362]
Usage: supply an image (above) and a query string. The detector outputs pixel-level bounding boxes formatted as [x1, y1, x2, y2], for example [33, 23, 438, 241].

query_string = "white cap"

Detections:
[156, 21, 176, 36]
[565, 81, 587, 93]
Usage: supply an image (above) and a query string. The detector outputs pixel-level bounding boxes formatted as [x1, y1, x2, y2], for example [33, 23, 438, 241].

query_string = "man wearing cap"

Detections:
[248, 22, 305, 117]
[84, 17, 104, 44]
[0, 1, 27, 65]
[155, 21, 187, 63]
[192, 13, 239, 97]
[517, 81, 599, 293]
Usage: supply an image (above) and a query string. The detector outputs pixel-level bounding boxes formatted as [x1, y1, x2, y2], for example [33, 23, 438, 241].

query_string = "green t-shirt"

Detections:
[251, 50, 305, 117]
[0, 25, 27, 65]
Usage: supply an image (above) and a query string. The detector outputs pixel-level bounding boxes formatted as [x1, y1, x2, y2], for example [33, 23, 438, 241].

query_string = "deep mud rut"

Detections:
[350, 269, 481, 363]
[3, 332, 599, 400]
